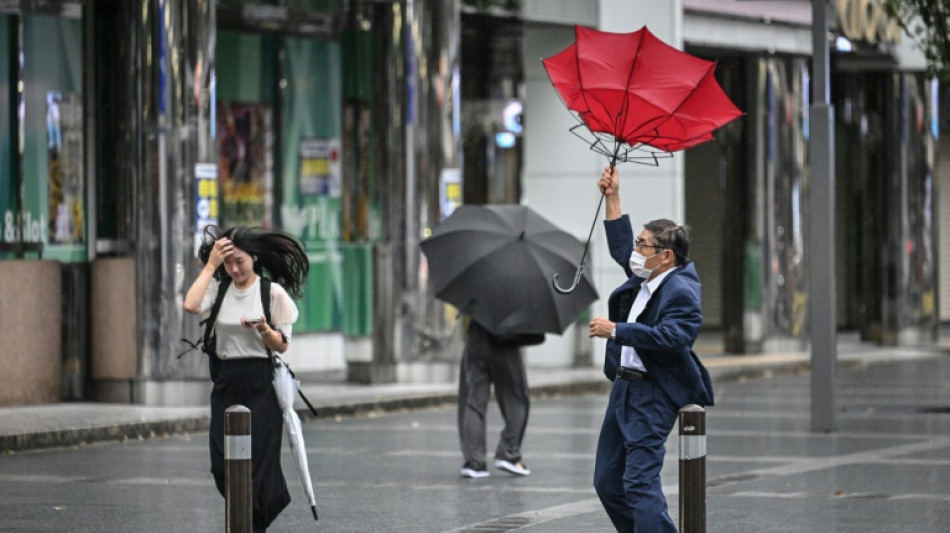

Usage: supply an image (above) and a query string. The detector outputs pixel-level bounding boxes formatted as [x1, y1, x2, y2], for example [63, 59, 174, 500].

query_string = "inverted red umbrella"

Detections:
[543, 25, 743, 293]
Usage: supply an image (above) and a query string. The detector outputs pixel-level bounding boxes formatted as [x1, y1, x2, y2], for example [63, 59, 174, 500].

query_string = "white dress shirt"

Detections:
[620, 267, 679, 371]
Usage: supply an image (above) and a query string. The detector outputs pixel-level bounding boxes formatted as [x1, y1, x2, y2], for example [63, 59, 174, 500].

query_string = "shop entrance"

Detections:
[832, 69, 939, 344]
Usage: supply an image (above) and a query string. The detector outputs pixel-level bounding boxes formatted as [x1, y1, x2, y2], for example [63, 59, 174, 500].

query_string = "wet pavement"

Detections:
[703, 358, 950, 533]
[1, 353, 949, 532]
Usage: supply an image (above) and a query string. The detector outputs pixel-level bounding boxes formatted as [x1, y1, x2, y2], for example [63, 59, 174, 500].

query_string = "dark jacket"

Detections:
[467, 319, 545, 348]
[602, 215, 715, 407]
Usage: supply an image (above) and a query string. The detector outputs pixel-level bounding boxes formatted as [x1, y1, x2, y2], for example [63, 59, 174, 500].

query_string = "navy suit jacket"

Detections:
[602, 215, 715, 407]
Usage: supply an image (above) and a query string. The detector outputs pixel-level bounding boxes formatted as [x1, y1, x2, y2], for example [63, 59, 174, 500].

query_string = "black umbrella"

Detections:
[420, 204, 598, 335]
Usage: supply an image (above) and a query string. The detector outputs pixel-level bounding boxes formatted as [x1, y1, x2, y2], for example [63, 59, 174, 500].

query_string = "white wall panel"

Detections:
[523, 0, 598, 27]
[601, 0, 681, 46]
[524, 24, 599, 366]
[684, 13, 811, 55]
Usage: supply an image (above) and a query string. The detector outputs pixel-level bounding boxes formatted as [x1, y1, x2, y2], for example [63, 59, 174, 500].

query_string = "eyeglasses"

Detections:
[634, 238, 666, 252]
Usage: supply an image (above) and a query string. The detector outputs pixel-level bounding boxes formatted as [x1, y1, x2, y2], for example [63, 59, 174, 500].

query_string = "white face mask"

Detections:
[629, 250, 659, 279]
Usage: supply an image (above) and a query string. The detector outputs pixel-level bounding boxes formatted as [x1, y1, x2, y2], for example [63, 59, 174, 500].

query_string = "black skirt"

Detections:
[209, 357, 290, 530]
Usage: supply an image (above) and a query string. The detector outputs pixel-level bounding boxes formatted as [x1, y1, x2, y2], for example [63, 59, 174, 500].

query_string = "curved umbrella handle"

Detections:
[552, 265, 584, 294]
[553, 187, 607, 296]
[553, 158, 620, 296]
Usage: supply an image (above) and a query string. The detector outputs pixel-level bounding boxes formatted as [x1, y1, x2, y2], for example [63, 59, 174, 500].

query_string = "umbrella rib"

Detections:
[425, 227, 513, 244]
[541, 48, 582, 121]
[570, 121, 612, 159]
[615, 26, 646, 165]
[635, 63, 719, 149]
[527, 234, 585, 263]
[569, 120, 666, 166]
[575, 27, 620, 139]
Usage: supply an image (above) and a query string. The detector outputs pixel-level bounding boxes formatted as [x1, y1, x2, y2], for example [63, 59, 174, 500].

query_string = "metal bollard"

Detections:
[225, 405, 252, 533]
[678, 405, 706, 533]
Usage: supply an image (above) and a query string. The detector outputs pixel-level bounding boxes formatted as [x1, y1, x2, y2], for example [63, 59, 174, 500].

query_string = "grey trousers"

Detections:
[458, 323, 530, 471]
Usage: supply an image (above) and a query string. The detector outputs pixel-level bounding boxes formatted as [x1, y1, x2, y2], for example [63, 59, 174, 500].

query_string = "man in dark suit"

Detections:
[588, 166, 714, 533]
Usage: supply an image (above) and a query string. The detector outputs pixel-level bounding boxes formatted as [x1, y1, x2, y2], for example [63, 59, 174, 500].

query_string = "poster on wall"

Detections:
[47, 92, 84, 244]
[216, 101, 273, 227]
[439, 168, 462, 220]
[298, 138, 341, 197]
[194, 162, 218, 254]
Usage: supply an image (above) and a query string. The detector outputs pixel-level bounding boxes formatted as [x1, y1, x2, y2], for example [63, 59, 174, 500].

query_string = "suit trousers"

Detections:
[457, 338, 529, 471]
[594, 377, 679, 533]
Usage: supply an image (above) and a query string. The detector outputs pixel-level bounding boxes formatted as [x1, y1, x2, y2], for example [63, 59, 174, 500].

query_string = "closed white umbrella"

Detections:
[273, 361, 318, 521]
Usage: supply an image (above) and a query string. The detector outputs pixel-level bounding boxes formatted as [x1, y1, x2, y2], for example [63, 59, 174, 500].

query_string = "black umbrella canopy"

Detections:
[420, 204, 598, 335]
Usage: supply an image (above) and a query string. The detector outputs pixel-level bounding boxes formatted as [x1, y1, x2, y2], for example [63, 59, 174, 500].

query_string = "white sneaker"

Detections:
[460, 467, 490, 479]
[494, 459, 531, 476]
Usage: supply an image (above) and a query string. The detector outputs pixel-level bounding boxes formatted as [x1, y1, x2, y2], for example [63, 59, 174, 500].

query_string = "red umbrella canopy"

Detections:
[542, 25, 742, 162]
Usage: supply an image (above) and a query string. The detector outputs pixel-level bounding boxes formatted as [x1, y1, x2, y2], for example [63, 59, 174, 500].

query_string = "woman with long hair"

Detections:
[183, 225, 309, 532]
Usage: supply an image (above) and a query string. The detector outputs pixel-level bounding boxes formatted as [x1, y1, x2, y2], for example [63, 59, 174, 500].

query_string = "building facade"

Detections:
[0, 0, 940, 407]
[520, 0, 939, 363]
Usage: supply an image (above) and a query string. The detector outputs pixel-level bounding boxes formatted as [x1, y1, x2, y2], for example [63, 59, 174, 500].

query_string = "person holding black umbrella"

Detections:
[587, 167, 714, 533]
[418, 204, 597, 479]
[458, 317, 544, 479]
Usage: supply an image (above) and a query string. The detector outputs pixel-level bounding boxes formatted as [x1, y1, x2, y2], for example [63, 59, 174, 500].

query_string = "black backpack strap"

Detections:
[203, 277, 232, 380]
[260, 277, 288, 346]
[177, 276, 232, 360]
[261, 276, 274, 327]
[204, 277, 232, 348]
[260, 277, 272, 326]
[260, 277, 274, 363]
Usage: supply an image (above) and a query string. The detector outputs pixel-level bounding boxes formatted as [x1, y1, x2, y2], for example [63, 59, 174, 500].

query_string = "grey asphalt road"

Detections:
[2, 356, 950, 532]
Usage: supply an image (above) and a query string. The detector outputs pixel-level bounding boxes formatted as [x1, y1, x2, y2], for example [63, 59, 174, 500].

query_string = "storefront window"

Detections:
[281, 36, 346, 333]
[216, 28, 353, 334]
[6, 14, 84, 262]
[216, 31, 278, 228]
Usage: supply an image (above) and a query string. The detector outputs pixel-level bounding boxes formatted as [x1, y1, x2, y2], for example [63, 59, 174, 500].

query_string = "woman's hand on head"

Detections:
[208, 237, 233, 268]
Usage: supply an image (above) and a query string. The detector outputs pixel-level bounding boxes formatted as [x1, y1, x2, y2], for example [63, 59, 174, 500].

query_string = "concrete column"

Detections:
[350, 0, 461, 383]
[141, 0, 217, 402]
[88, 258, 136, 402]
[89, 0, 216, 404]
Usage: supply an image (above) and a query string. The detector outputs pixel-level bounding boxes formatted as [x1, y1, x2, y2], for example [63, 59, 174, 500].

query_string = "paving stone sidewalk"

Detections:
[1, 338, 945, 453]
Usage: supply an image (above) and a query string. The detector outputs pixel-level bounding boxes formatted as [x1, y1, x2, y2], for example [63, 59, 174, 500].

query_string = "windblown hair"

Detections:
[198, 225, 310, 299]
[644, 219, 690, 266]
